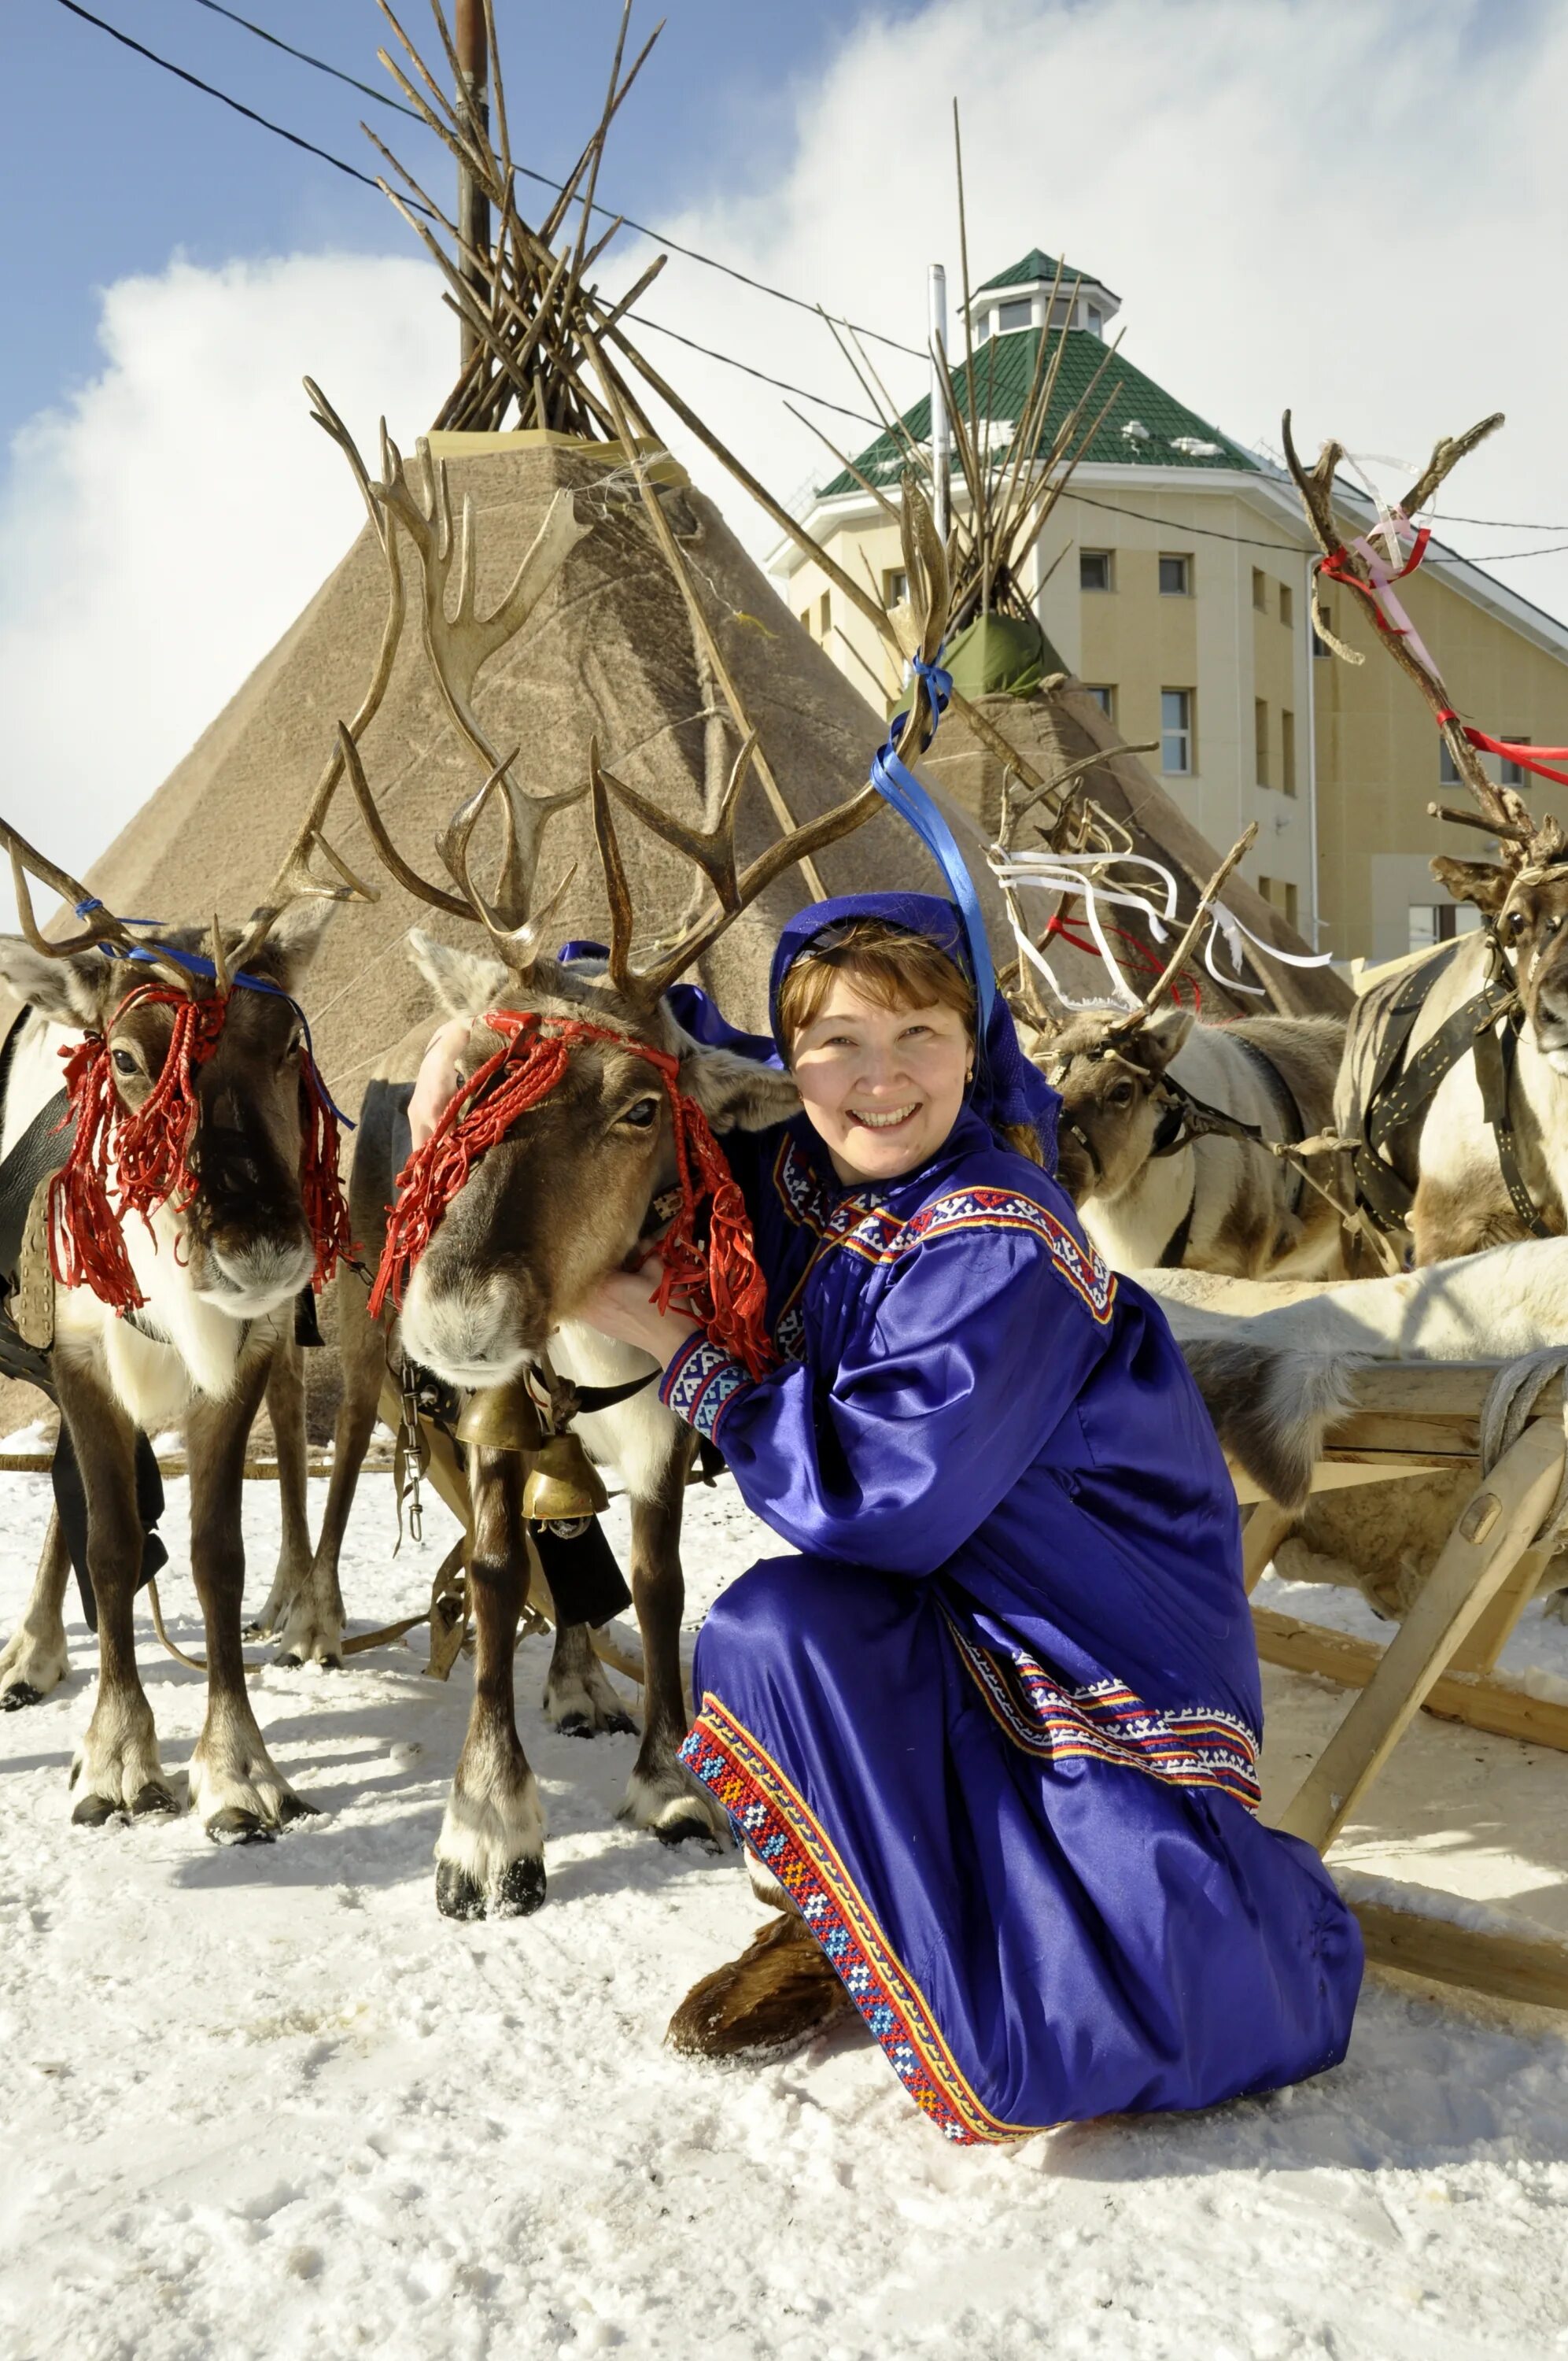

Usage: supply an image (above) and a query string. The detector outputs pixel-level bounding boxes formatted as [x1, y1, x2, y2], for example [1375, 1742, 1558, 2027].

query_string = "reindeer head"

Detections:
[1431, 848, 1568, 1070]
[1042, 1003, 1195, 1205]
[340, 426, 949, 1387]
[0, 831, 367, 1321]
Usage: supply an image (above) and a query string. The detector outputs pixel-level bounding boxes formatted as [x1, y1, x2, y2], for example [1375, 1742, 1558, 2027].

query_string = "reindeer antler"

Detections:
[585, 484, 950, 1010]
[1102, 825, 1258, 1035]
[0, 821, 196, 993]
[321, 401, 592, 966]
[1278, 408, 1550, 865]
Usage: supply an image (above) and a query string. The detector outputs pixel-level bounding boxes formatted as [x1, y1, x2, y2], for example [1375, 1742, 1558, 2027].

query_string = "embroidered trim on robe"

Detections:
[680, 1696, 1057, 2146]
[660, 1331, 752, 1444]
[769, 1135, 1116, 1324]
[946, 1616, 1262, 1813]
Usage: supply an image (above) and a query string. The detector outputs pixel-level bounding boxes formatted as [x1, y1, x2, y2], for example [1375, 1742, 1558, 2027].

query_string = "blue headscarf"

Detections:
[767, 892, 1060, 1170]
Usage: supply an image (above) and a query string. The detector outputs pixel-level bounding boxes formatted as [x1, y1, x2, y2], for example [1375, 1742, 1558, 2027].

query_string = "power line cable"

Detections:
[53, 0, 422, 208]
[183, 0, 925, 361]
[50, 0, 883, 424]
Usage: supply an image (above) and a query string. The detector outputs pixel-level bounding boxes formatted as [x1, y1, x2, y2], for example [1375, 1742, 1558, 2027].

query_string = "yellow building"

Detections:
[774, 249, 1568, 963]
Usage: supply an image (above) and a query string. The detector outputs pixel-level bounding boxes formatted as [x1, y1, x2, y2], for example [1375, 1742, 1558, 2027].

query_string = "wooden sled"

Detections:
[1228, 1356, 1568, 2012]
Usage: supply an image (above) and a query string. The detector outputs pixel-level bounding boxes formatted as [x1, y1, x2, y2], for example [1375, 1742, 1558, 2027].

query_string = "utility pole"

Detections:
[928, 264, 950, 547]
[455, 0, 491, 368]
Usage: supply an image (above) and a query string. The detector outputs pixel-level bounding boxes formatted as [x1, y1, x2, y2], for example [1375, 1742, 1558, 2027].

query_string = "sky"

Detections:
[2, 0, 1566, 896]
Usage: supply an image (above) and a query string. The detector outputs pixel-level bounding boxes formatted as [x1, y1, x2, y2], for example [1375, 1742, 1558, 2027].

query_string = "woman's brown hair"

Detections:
[777, 918, 1044, 1165]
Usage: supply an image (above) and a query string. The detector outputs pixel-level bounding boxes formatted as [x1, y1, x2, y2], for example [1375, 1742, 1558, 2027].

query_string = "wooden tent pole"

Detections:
[455, 0, 491, 369]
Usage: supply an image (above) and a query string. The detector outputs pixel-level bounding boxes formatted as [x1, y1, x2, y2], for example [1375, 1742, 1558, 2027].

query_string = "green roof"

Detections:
[817, 327, 1259, 498]
[976, 246, 1111, 296]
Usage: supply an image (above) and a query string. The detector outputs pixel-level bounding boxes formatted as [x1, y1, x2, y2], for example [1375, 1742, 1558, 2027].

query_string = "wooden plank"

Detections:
[1252, 1605, 1568, 1750]
[1322, 1415, 1479, 1460]
[1275, 1419, 1566, 1851]
[1230, 1459, 1444, 1507]
[1241, 1501, 1296, 1594]
[1340, 1362, 1548, 1419]
[1448, 1540, 1557, 1674]
[1352, 1900, 1568, 2012]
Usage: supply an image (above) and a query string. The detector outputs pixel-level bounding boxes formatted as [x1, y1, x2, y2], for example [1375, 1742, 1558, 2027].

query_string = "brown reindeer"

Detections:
[297, 431, 946, 1918]
[1284, 411, 1568, 1268]
[995, 819, 1348, 1277]
[0, 796, 371, 1837]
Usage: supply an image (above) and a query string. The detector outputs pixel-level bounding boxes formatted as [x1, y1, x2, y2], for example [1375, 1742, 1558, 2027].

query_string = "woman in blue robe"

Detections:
[586, 891, 1361, 2146]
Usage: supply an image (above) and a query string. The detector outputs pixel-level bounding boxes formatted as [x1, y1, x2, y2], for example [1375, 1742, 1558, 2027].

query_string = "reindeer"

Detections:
[993, 807, 1348, 1278]
[0, 791, 370, 1838]
[290, 425, 945, 1918]
[1284, 412, 1568, 1269]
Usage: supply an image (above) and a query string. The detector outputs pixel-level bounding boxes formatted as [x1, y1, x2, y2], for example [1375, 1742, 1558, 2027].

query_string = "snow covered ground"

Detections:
[2, 1458, 1567, 2361]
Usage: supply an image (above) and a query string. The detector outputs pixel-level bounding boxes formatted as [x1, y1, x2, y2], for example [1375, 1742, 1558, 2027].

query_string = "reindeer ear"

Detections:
[1135, 1004, 1196, 1073]
[258, 897, 338, 984]
[679, 1045, 799, 1133]
[405, 928, 511, 1017]
[0, 940, 109, 1029]
[1430, 855, 1510, 915]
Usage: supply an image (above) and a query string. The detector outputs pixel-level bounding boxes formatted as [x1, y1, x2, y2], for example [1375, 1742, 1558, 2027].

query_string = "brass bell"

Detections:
[456, 1376, 548, 1456]
[522, 1431, 610, 1521]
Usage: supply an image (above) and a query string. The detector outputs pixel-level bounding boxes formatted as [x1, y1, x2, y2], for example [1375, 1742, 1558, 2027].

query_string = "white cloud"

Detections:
[5, 0, 1567, 921]
[0, 252, 448, 908]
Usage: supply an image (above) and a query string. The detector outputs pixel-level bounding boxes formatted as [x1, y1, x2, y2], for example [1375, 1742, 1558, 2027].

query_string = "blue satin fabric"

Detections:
[661, 903, 1360, 2141]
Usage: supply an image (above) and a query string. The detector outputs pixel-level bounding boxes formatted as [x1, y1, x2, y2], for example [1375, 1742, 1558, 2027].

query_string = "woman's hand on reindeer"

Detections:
[581, 1254, 703, 1365]
[408, 1016, 472, 1151]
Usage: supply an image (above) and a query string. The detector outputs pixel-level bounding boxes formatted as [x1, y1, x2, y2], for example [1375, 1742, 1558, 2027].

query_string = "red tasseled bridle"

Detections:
[50, 981, 352, 1314]
[369, 1009, 777, 1381]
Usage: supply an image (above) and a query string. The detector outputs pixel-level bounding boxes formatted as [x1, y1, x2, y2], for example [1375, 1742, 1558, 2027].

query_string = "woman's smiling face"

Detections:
[789, 974, 971, 1185]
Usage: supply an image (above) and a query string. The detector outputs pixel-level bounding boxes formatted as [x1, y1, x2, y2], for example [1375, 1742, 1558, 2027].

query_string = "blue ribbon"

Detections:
[869, 652, 995, 1025]
[72, 901, 353, 1129]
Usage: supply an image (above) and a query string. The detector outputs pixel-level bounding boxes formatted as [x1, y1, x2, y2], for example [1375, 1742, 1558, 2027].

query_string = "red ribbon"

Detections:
[50, 983, 352, 1314]
[1043, 913, 1202, 1011]
[370, 1011, 777, 1381]
[1434, 710, 1568, 793]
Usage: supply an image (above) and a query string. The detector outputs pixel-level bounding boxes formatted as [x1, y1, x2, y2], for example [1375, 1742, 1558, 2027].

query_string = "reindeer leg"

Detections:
[186, 1346, 316, 1842]
[275, 1288, 385, 1668]
[57, 1367, 175, 1823]
[247, 1335, 312, 1640]
[0, 1511, 72, 1709]
[618, 1450, 725, 1849]
[543, 1615, 636, 1738]
[436, 1447, 544, 1919]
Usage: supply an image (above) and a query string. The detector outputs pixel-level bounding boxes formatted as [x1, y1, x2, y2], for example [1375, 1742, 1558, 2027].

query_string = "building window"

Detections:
[1439, 740, 1460, 786]
[1086, 305, 1103, 337]
[1255, 699, 1269, 789]
[799, 609, 812, 635]
[1282, 708, 1297, 797]
[1161, 689, 1194, 774]
[1279, 582, 1294, 630]
[883, 568, 909, 608]
[1312, 605, 1334, 656]
[997, 298, 1032, 334]
[1409, 903, 1483, 953]
[1080, 549, 1114, 592]
[819, 592, 832, 638]
[1502, 737, 1531, 787]
[1084, 685, 1116, 719]
[1259, 877, 1300, 930]
[1253, 567, 1267, 612]
[1159, 553, 1191, 597]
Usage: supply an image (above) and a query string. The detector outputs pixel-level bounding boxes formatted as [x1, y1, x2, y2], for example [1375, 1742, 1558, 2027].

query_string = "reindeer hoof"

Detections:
[206, 1807, 275, 1846]
[317, 1653, 343, 1673]
[655, 1808, 726, 1852]
[130, 1781, 179, 1818]
[492, 1857, 548, 1917]
[2, 1683, 43, 1713]
[276, 1792, 320, 1827]
[435, 1860, 489, 1920]
[71, 1792, 120, 1828]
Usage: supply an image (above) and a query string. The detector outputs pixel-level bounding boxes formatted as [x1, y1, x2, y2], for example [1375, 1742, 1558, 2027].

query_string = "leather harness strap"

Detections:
[1354, 945, 1529, 1237]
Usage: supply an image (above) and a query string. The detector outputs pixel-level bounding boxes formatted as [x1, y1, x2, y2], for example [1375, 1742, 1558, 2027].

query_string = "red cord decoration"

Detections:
[50, 982, 352, 1313]
[370, 1010, 777, 1380]
[1042, 912, 1202, 1011]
